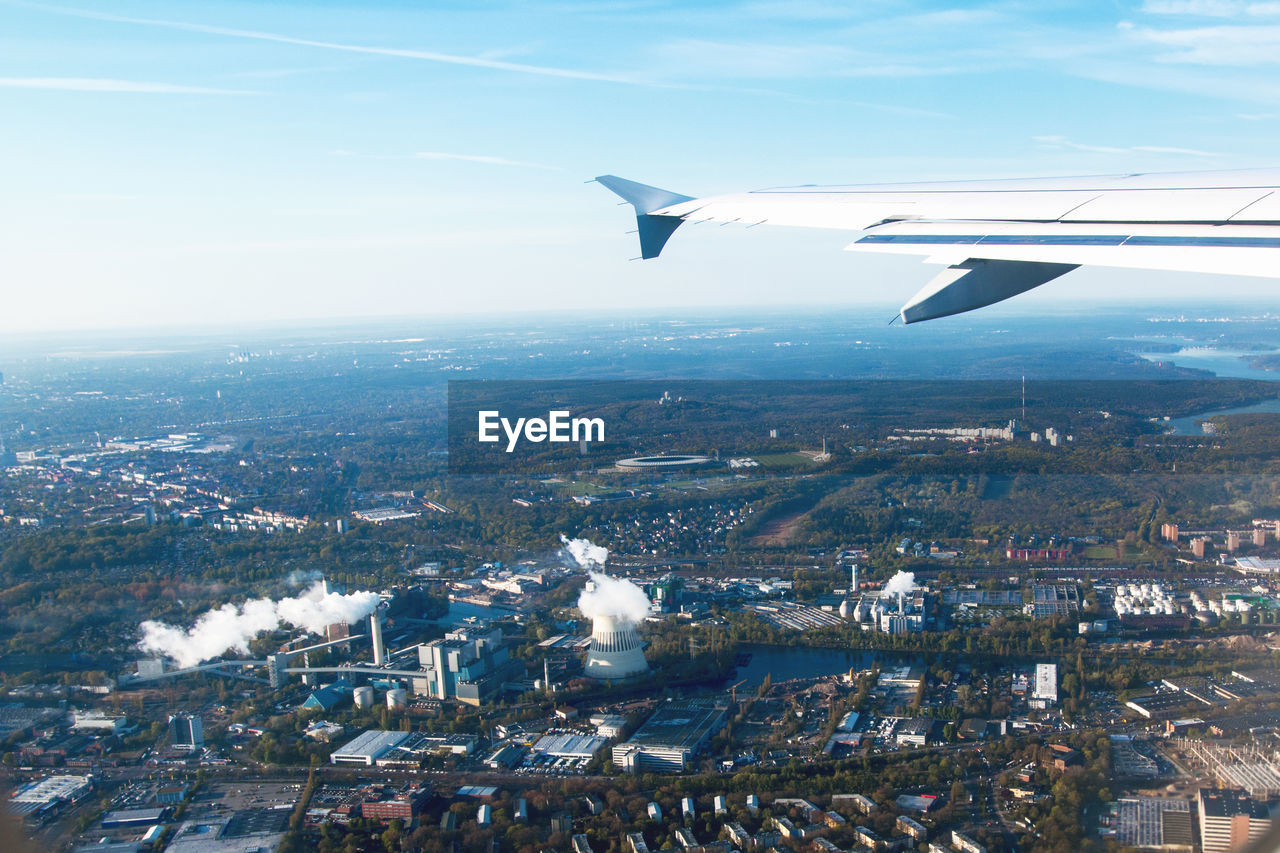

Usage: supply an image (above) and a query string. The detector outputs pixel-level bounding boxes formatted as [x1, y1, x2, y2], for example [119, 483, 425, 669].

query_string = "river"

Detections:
[439, 599, 519, 627]
[1136, 346, 1280, 380]
[1130, 346, 1280, 434]
[1163, 397, 1280, 435]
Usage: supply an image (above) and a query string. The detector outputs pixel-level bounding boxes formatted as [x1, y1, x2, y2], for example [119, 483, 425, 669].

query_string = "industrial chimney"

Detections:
[370, 611, 385, 666]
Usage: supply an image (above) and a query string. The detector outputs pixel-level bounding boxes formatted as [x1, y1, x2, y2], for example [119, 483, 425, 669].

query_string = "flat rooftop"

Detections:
[332, 729, 410, 761]
[625, 700, 728, 751]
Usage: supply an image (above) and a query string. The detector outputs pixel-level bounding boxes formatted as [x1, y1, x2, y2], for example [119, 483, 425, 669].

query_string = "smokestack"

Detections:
[851, 564, 858, 594]
[898, 592, 904, 614]
[370, 611, 385, 666]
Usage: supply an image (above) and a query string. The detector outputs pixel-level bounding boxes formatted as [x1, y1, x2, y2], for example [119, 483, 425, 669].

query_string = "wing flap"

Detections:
[899, 259, 1078, 324]
[847, 221, 1280, 278]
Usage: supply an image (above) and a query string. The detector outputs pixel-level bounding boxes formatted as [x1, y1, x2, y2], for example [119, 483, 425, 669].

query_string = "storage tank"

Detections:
[386, 687, 408, 709]
[353, 686, 375, 709]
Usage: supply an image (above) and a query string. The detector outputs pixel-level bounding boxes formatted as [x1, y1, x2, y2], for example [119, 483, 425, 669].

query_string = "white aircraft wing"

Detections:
[595, 170, 1280, 323]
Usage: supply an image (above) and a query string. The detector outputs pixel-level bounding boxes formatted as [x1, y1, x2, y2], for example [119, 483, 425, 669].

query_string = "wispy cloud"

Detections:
[224, 66, 346, 80]
[739, 1, 871, 21]
[1124, 22, 1280, 65]
[413, 151, 561, 170]
[27, 2, 659, 86]
[0, 76, 255, 94]
[1033, 135, 1223, 157]
[1140, 0, 1280, 16]
[333, 149, 561, 170]
[55, 192, 142, 200]
[648, 38, 959, 79]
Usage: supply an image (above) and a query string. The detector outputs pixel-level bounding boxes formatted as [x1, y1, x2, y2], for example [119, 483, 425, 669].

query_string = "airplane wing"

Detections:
[595, 170, 1280, 323]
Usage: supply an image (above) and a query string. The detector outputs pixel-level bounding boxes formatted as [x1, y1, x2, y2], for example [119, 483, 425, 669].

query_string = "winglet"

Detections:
[595, 175, 694, 259]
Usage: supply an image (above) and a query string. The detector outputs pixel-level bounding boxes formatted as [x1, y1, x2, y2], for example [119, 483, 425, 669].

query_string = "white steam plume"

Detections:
[560, 534, 608, 569]
[285, 568, 324, 587]
[276, 583, 382, 633]
[578, 571, 650, 625]
[138, 599, 280, 669]
[138, 581, 381, 668]
[884, 571, 916, 598]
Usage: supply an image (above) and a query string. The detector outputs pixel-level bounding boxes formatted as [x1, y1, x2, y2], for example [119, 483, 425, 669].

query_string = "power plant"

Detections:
[583, 611, 649, 680]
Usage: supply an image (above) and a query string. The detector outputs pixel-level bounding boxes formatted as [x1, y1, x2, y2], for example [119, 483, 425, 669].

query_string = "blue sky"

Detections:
[5, 0, 1280, 332]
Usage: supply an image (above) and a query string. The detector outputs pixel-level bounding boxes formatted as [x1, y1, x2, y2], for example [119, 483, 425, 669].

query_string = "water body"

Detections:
[1137, 347, 1280, 380]
[440, 599, 518, 627]
[1130, 346, 1280, 433]
[1164, 398, 1280, 435]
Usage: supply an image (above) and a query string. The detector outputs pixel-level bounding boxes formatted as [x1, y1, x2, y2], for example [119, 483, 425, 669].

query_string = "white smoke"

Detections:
[285, 568, 324, 587]
[276, 583, 382, 633]
[560, 534, 608, 569]
[578, 571, 650, 625]
[884, 571, 916, 598]
[139, 599, 280, 669]
[138, 582, 382, 668]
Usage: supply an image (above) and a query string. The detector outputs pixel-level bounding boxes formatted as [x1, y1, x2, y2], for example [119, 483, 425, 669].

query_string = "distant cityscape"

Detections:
[3, 311, 1280, 853]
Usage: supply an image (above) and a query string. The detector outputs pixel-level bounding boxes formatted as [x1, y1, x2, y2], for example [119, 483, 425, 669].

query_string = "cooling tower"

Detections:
[583, 613, 648, 679]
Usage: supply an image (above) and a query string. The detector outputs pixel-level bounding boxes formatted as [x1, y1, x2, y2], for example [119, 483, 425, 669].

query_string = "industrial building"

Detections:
[101, 808, 169, 829]
[414, 626, 522, 705]
[302, 679, 353, 711]
[165, 811, 290, 853]
[1113, 797, 1193, 849]
[612, 699, 729, 773]
[1031, 663, 1058, 708]
[330, 730, 411, 766]
[844, 590, 926, 634]
[530, 732, 609, 761]
[894, 717, 936, 747]
[590, 713, 627, 738]
[1025, 584, 1080, 619]
[71, 711, 127, 734]
[9, 775, 93, 822]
